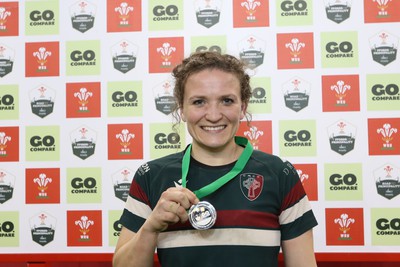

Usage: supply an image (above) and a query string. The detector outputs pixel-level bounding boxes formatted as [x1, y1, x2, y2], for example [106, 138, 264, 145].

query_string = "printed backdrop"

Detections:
[0, 0, 399, 254]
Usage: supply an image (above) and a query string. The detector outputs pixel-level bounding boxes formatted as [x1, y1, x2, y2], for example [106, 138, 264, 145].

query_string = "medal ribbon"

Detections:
[181, 136, 253, 199]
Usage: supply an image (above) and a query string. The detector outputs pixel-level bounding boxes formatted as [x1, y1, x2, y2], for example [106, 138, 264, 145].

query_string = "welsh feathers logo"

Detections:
[33, 47, 52, 71]
[116, 129, 135, 154]
[368, 118, 400, 155]
[243, 125, 264, 150]
[0, 127, 19, 162]
[377, 123, 398, 150]
[66, 82, 101, 118]
[107, 0, 141, 32]
[325, 208, 364, 245]
[67, 210, 102, 246]
[148, 37, 184, 73]
[0, 131, 12, 157]
[25, 168, 60, 204]
[277, 33, 314, 69]
[0, 6, 12, 31]
[108, 124, 143, 160]
[75, 216, 94, 240]
[25, 42, 59, 77]
[285, 38, 305, 64]
[238, 120, 272, 154]
[330, 80, 351, 106]
[158, 43, 176, 67]
[322, 75, 360, 112]
[364, 0, 400, 23]
[0, 3, 19, 36]
[74, 87, 93, 112]
[233, 0, 269, 28]
[240, 0, 260, 21]
[372, 0, 393, 17]
[114, 2, 134, 26]
[33, 173, 52, 199]
[334, 213, 356, 240]
[294, 163, 318, 201]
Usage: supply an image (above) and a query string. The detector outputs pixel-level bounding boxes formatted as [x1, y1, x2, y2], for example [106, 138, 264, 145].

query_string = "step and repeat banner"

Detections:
[0, 0, 399, 255]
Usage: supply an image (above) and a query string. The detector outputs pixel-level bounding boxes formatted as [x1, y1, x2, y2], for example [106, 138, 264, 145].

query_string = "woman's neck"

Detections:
[190, 143, 244, 166]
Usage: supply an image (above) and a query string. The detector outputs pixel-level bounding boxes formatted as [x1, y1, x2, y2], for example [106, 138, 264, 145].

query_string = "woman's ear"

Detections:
[180, 109, 186, 122]
[240, 103, 247, 120]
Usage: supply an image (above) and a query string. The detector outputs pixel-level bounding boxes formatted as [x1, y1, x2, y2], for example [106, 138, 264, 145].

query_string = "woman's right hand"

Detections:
[143, 187, 199, 233]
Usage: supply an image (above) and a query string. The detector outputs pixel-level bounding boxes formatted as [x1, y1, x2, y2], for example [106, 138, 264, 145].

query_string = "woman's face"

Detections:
[180, 68, 246, 153]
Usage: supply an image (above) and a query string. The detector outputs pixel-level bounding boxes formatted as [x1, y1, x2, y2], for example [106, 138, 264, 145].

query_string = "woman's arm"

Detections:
[113, 187, 199, 267]
[281, 229, 318, 267]
[113, 226, 158, 267]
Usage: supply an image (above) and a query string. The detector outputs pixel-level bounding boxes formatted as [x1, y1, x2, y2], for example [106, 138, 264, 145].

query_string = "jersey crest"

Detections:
[240, 173, 264, 201]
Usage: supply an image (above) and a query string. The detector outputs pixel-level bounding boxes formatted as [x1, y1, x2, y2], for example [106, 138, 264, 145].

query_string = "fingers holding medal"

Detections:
[159, 187, 199, 224]
[168, 201, 181, 214]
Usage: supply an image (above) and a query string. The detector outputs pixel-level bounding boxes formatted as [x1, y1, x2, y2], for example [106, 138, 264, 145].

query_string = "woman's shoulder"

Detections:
[134, 151, 184, 179]
[251, 149, 283, 163]
[250, 150, 299, 178]
[250, 149, 288, 171]
[141, 150, 184, 172]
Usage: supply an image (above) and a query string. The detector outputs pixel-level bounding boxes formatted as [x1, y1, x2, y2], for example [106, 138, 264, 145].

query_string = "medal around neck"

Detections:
[188, 201, 217, 230]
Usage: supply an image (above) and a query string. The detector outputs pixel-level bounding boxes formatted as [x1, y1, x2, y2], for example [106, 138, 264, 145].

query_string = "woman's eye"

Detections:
[193, 99, 204, 105]
[222, 98, 234, 104]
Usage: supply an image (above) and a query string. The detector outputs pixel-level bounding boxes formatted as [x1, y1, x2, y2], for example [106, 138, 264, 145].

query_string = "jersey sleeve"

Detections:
[278, 160, 318, 241]
[118, 163, 153, 233]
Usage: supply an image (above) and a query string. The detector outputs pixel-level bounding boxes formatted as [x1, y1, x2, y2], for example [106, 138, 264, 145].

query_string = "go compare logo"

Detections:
[371, 208, 400, 246]
[0, 212, 19, 247]
[67, 167, 102, 204]
[150, 123, 185, 159]
[25, 126, 59, 162]
[25, 0, 59, 35]
[66, 40, 100, 76]
[367, 73, 400, 111]
[324, 163, 363, 201]
[279, 119, 316, 157]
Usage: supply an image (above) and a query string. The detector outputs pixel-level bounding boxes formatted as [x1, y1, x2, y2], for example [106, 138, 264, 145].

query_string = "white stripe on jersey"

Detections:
[157, 228, 281, 248]
[125, 195, 152, 219]
[279, 195, 311, 225]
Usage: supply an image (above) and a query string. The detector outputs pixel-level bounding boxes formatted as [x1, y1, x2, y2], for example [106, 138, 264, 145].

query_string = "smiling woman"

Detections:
[112, 52, 318, 267]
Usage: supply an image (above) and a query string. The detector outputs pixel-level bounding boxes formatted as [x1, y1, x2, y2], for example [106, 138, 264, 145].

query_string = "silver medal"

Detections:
[188, 201, 217, 230]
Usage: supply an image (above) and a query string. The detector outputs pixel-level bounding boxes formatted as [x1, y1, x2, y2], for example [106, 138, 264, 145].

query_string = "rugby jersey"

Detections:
[119, 147, 318, 267]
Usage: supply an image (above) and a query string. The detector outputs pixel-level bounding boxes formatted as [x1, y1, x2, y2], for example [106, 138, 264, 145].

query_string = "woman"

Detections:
[113, 52, 318, 267]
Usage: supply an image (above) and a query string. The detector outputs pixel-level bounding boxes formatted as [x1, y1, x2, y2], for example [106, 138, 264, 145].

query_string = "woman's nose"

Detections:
[205, 104, 223, 121]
